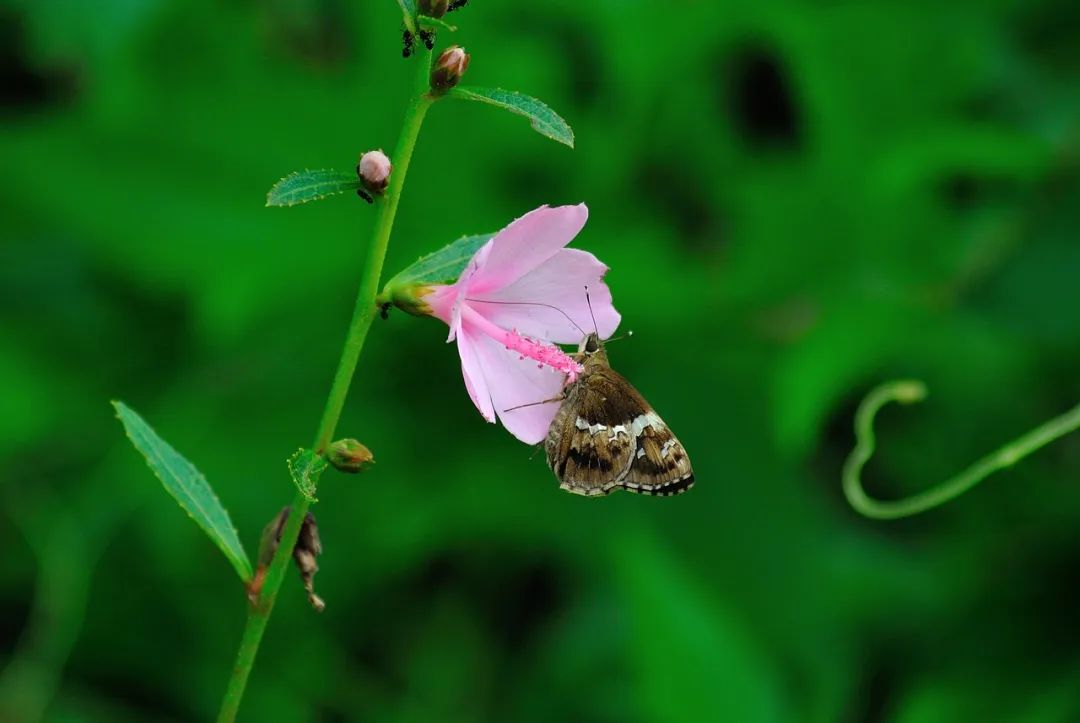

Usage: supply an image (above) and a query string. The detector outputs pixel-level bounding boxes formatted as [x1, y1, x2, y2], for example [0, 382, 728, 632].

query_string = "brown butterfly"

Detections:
[544, 333, 694, 497]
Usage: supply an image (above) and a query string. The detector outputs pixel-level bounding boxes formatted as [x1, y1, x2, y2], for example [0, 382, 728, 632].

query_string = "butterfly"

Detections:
[544, 333, 694, 497]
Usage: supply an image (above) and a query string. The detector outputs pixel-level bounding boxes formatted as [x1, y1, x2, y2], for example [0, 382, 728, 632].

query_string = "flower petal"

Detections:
[468, 248, 621, 345]
[425, 284, 459, 338]
[468, 204, 589, 296]
[454, 316, 495, 423]
[461, 315, 566, 444]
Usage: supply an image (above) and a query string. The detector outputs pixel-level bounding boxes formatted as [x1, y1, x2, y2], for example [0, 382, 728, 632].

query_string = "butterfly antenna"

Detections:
[584, 286, 599, 336]
[465, 298, 587, 336]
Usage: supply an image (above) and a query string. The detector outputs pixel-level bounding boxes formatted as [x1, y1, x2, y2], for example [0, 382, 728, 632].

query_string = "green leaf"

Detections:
[417, 14, 457, 31]
[112, 401, 253, 582]
[396, 0, 416, 32]
[613, 532, 785, 723]
[266, 169, 361, 207]
[449, 87, 575, 148]
[379, 232, 494, 302]
[288, 448, 327, 503]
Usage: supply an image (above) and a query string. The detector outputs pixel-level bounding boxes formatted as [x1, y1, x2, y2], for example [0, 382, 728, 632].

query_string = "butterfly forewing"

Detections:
[545, 335, 694, 497]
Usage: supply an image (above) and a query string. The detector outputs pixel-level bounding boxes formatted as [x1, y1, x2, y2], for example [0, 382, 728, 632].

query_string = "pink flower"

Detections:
[424, 204, 620, 444]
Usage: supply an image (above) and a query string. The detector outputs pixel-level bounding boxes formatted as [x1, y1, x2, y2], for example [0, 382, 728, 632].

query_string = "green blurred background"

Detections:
[3, 0, 1080, 721]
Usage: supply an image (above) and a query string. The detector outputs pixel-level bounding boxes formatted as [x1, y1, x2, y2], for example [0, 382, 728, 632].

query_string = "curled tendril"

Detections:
[842, 380, 1080, 520]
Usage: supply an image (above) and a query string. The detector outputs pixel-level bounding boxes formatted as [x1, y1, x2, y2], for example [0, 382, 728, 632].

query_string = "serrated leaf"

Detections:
[449, 87, 575, 148]
[266, 169, 361, 207]
[288, 448, 327, 502]
[380, 232, 494, 301]
[113, 401, 253, 582]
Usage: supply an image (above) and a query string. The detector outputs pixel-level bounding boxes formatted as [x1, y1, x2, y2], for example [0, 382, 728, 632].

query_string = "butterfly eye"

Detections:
[584, 336, 599, 353]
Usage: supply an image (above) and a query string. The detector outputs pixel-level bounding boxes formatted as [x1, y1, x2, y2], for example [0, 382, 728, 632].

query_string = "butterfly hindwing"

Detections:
[620, 412, 694, 496]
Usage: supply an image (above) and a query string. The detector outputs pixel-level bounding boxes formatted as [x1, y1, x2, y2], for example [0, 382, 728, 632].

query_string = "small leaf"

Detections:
[397, 0, 417, 32]
[449, 87, 575, 148]
[288, 449, 327, 503]
[266, 169, 361, 207]
[113, 402, 253, 582]
[380, 232, 494, 302]
[417, 14, 457, 31]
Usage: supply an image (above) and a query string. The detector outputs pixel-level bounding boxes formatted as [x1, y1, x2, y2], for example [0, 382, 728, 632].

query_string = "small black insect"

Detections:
[402, 29, 414, 57]
[448, 0, 468, 11]
[418, 29, 435, 50]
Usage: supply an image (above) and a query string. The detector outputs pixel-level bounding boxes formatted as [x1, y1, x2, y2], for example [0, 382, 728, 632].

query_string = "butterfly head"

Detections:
[576, 332, 609, 368]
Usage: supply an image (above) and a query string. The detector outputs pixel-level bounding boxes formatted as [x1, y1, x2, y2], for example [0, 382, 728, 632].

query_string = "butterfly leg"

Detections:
[502, 395, 564, 414]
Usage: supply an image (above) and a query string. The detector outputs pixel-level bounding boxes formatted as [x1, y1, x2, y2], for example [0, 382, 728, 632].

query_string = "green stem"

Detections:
[216, 48, 434, 723]
[842, 379, 1080, 519]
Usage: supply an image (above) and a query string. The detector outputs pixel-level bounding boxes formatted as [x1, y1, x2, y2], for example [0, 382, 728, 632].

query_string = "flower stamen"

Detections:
[461, 306, 584, 381]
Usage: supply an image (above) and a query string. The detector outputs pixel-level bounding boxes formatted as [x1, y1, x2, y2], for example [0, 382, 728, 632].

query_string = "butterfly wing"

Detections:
[546, 369, 637, 496]
[546, 366, 694, 497]
[620, 409, 695, 496]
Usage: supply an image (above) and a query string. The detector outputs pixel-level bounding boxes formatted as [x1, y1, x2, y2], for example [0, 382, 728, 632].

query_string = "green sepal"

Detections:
[377, 232, 494, 314]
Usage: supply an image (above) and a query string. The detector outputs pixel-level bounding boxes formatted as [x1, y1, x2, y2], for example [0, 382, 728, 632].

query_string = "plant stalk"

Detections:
[216, 48, 434, 723]
[843, 380, 1080, 519]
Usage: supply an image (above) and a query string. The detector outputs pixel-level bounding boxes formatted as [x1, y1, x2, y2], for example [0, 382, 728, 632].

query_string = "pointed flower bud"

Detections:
[357, 149, 392, 198]
[328, 438, 375, 474]
[430, 46, 469, 94]
[419, 0, 449, 18]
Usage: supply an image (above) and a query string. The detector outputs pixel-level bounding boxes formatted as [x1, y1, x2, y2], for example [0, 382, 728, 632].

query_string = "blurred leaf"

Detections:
[265, 169, 362, 207]
[613, 531, 785, 723]
[380, 233, 494, 298]
[288, 448, 327, 502]
[449, 87, 575, 147]
[112, 401, 253, 582]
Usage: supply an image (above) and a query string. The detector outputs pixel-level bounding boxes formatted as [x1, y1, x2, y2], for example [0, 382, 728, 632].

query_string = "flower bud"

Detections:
[419, 0, 449, 18]
[357, 149, 391, 196]
[430, 46, 469, 93]
[328, 438, 375, 474]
